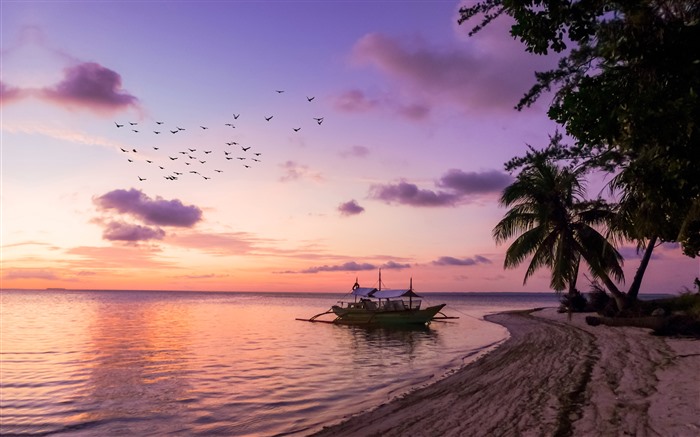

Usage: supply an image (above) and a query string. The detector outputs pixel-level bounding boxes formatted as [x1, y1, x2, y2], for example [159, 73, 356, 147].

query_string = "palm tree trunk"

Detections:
[577, 244, 627, 309]
[627, 235, 658, 303]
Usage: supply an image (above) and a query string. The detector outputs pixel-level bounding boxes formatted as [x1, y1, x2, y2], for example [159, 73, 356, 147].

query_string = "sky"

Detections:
[2, 0, 698, 294]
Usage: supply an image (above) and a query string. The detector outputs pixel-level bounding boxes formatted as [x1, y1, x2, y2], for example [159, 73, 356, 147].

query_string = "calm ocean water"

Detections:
[1, 290, 559, 436]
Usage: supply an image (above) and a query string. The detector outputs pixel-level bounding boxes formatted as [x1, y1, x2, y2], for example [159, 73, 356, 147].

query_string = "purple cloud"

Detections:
[40, 62, 139, 112]
[94, 188, 202, 227]
[349, 32, 553, 114]
[370, 169, 511, 207]
[382, 260, 411, 270]
[433, 255, 491, 266]
[437, 169, 512, 194]
[333, 89, 380, 112]
[102, 221, 165, 242]
[369, 180, 460, 207]
[301, 261, 377, 274]
[338, 200, 365, 216]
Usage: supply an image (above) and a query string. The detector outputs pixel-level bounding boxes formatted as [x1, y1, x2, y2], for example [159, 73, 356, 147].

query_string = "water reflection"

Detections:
[78, 293, 194, 435]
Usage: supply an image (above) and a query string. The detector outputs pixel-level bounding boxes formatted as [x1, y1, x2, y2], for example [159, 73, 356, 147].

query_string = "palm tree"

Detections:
[492, 158, 625, 304]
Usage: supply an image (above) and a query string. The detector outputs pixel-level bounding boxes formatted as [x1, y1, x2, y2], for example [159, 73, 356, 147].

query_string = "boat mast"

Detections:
[378, 268, 382, 291]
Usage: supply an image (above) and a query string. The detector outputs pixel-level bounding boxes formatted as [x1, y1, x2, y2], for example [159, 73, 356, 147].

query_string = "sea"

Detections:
[1, 289, 561, 436]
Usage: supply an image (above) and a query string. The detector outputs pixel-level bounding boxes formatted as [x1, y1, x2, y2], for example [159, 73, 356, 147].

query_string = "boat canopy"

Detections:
[351, 287, 378, 298]
[372, 288, 422, 299]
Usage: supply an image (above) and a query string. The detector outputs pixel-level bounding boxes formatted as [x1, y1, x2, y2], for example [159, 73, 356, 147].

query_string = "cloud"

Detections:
[369, 180, 461, 207]
[333, 89, 380, 112]
[94, 188, 202, 227]
[339, 145, 370, 158]
[382, 260, 411, 270]
[40, 62, 139, 113]
[433, 255, 491, 266]
[286, 259, 411, 274]
[369, 169, 510, 207]
[3, 268, 60, 280]
[437, 169, 512, 194]
[300, 261, 377, 274]
[0, 81, 27, 105]
[338, 199, 365, 216]
[102, 221, 165, 242]
[166, 231, 256, 255]
[348, 32, 553, 115]
[279, 161, 324, 182]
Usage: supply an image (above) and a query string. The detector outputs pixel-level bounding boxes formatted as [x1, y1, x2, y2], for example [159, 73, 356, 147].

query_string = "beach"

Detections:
[311, 308, 700, 437]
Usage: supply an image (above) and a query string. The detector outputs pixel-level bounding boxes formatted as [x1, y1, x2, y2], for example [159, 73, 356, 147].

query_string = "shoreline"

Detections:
[311, 308, 700, 437]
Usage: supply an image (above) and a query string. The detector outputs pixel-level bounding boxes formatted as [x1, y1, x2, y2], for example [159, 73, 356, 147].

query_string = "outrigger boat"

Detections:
[297, 270, 456, 326]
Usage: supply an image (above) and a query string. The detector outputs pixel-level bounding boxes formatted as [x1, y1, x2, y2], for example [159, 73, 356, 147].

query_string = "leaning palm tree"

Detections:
[492, 158, 625, 301]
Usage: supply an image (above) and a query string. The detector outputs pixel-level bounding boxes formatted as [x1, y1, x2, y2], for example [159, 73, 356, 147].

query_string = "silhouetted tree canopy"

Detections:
[459, 1, 700, 258]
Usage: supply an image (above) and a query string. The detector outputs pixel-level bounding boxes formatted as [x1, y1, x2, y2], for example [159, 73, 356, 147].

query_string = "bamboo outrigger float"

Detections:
[297, 270, 457, 326]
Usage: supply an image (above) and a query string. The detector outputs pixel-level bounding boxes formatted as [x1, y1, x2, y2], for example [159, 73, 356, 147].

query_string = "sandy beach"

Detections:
[311, 308, 700, 437]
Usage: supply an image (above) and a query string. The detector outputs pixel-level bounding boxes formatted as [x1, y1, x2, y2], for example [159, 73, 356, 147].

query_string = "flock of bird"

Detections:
[113, 90, 324, 183]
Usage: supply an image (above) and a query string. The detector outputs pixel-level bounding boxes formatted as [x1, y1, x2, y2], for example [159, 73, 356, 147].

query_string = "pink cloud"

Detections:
[338, 199, 365, 216]
[40, 62, 139, 113]
[0, 81, 27, 105]
[94, 188, 202, 227]
[3, 269, 60, 280]
[278, 161, 324, 182]
[102, 221, 165, 242]
[348, 32, 553, 115]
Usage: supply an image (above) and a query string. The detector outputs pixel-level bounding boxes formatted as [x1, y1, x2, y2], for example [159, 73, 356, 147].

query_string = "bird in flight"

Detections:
[204, 150, 212, 154]
[169, 156, 178, 160]
[293, 127, 301, 132]
[153, 147, 159, 150]
[132, 129, 139, 133]
[241, 146, 251, 151]
[177, 126, 185, 131]
[254, 152, 262, 156]
[146, 160, 153, 164]
[265, 116, 273, 121]
[129, 122, 138, 126]
[307, 96, 315, 102]
[154, 131, 161, 134]
[215, 169, 223, 173]
[275, 90, 284, 93]
[233, 113, 240, 119]
[226, 157, 233, 160]
[200, 126, 208, 130]
[156, 121, 164, 125]
[244, 165, 251, 168]
[252, 158, 261, 162]
[199, 160, 206, 164]
[188, 148, 196, 152]
[202, 176, 211, 180]
[237, 157, 246, 160]
[170, 130, 179, 134]
[314, 117, 324, 125]
[127, 159, 133, 162]
[115, 122, 124, 128]
[225, 123, 235, 128]
[138, 176, 146, 181]
[132, 148, 138, 153]
[120, 148, 128, 152]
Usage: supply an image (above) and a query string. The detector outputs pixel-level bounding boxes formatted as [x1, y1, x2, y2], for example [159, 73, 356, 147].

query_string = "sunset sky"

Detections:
[2, 1, 698, 293]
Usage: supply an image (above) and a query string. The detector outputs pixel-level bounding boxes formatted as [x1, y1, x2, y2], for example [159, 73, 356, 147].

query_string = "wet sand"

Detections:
[311, 308, 700, 437]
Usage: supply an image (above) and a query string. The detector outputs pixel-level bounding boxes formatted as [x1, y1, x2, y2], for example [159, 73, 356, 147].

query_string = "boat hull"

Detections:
[331, 304, 446, 326]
